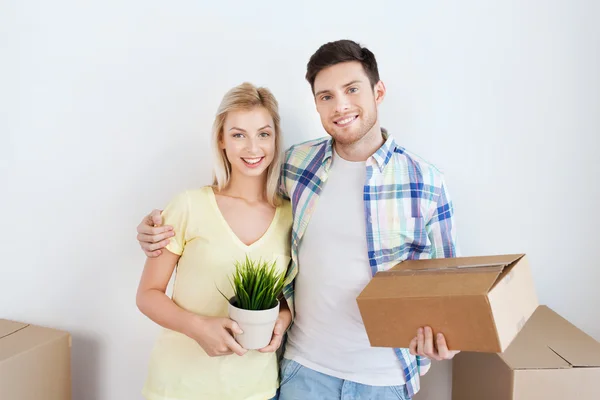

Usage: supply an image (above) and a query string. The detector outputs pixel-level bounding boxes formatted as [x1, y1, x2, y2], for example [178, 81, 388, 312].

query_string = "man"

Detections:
[137, 40, 459, 399]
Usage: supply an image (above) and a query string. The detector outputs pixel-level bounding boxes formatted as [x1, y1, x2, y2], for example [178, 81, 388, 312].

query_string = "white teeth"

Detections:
[242, 157, 262, 164]
[337, 116, 356, 125]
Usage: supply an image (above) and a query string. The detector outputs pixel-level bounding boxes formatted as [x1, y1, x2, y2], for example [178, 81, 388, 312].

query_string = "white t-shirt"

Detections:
[284, 149, 406, 386]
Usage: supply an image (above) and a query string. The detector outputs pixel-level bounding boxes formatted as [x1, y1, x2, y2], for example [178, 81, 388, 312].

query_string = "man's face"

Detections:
[313, 61, 385, 146]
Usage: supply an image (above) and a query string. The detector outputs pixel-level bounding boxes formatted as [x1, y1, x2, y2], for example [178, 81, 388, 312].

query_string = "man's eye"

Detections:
[348, 87, 358, 93]
[321, 95, 332, 101]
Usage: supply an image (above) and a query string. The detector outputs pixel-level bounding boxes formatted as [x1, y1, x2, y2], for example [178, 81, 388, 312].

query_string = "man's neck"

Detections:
[333, 123, 385, 162]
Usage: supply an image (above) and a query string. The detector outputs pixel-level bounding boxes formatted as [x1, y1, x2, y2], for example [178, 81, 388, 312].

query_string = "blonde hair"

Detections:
[211, 82, 283, 207]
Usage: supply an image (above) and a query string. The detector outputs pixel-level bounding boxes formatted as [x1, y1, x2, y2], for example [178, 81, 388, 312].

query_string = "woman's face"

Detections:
[220, 107, 276, 180]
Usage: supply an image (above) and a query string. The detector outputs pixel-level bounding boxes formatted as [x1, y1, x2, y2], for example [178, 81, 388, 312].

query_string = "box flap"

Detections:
[386, 254, 524, 273]
[0, 320, 28, 339]
[368, 254, 523, 298]
[501, 306, 600, 369]
[0, 321, 70, 364]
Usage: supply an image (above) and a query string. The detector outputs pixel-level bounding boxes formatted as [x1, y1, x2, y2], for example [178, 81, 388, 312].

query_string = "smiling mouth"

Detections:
[241, 157, 265, 168]
[334, 115, 359, 127]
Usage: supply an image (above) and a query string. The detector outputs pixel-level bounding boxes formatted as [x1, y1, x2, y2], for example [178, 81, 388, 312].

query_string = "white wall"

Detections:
[2, 1, 599, 399]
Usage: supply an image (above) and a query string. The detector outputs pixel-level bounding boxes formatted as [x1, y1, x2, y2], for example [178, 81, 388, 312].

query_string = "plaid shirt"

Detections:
[279, 129, 458, 398]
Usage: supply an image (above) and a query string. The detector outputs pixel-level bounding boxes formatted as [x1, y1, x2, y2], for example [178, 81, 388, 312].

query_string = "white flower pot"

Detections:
[228, 299, 280, 350]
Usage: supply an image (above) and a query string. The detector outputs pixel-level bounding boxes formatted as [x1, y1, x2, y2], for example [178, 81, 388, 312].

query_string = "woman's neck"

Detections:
[218, 172, 267, 203]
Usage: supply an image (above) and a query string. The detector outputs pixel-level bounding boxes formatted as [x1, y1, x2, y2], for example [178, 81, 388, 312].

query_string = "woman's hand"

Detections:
[186, 315, 248, 357]
[258, 304, 292, 353]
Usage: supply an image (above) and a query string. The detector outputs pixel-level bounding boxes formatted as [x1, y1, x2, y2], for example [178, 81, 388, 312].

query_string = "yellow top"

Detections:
[142, 186, 292, 400]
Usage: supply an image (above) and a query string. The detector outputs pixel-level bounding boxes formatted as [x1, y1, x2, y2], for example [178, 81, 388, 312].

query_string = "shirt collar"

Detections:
[371, 128, 397, 171]
[323, 128, 397, 172]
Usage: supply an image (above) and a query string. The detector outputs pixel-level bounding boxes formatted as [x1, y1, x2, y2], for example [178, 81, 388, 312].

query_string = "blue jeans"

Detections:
[278, 358, 410, 400]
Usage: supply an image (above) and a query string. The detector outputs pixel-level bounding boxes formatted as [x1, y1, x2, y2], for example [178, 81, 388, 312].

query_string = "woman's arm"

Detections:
[136, 251, 247, 357]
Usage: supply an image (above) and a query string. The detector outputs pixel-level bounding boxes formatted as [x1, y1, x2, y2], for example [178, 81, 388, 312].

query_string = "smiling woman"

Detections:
[212, 82, 283, 208]
[134, 82, 293, 400]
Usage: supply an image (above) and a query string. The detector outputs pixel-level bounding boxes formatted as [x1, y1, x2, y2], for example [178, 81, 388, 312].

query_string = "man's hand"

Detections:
[185, 315, 248, 357]
[409, 326, 460, 361]
[136, 209, 174, 257]
[258, 306, 292, 353]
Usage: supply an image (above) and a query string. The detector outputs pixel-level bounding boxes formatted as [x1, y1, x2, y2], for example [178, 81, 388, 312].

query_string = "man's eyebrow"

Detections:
[314, 88, 331, 98]
[343, 79, 362, 88]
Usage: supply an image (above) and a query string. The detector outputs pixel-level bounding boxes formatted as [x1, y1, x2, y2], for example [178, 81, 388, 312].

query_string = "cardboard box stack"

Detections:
[356, 252, 600, 398]
[453, 305, 600, 399]
[0, 319, 71, 400]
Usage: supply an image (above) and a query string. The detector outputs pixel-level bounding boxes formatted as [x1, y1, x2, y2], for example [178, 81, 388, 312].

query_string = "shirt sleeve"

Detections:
[277, 147, 292, 201]
[426, 178, 459, 258]
[417, 355, 432, 376]
[161, 191, 190, 256]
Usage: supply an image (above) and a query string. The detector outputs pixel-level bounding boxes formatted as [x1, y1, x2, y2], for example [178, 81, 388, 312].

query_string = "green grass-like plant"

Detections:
[221, 255, 286, 311]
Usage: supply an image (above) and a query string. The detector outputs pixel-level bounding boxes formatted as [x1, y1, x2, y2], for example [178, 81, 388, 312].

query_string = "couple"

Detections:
[135, 39, 459, 400]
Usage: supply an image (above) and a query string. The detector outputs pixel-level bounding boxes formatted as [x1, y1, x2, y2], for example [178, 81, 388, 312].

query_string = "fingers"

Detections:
[221, 319, 246, 356]
[417, 327, 425, 355]
[414, 327, 442, 360]
[137, 209, 171, 235]
[137, 231, 175, 245]
[137, 226, 174, 258]
[435, 333, 460, 359]
[204, 346, 232, 357]
[150, 209, 163, 226]
[424, 327, 440, 360]
[144, 249, 162, 258]
[145, 238, 172, 252]
[258, 320, 284, 353]
[137, 224, 174, 237]
[258, 336, 282, 353]
[409, 336, 418, 356]
[436, 333, 449, 359]
[222, 319, 244, 335]
[225, 335, 247, 356]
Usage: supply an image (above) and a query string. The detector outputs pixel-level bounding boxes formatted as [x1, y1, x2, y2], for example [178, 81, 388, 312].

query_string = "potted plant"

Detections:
[221, 255, 286, 350]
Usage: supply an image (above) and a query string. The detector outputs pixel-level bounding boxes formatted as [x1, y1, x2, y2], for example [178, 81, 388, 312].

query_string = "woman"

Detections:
[136, 82, 292, 400]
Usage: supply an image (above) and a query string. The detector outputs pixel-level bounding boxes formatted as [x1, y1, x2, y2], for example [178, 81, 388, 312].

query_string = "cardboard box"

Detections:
[0, 319, 71, 400]
[452, 305, 600, 399]
[356, 254, 538, 353]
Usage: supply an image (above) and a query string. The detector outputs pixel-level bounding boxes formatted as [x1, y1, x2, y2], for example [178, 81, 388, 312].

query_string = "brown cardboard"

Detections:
[0, 319, 71, 400]
[356, 254, 539, 352]
[452, 305, 600, 399]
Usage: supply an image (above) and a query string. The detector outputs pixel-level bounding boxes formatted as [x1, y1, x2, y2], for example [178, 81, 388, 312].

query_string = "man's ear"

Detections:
[374, 80, 386, 105]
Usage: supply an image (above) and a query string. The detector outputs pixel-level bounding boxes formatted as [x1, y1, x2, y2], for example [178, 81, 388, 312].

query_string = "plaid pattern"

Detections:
[278, 130, 458, 398]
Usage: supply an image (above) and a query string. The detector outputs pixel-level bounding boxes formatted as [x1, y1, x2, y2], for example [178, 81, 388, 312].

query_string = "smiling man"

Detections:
[136, 40, 459, 400]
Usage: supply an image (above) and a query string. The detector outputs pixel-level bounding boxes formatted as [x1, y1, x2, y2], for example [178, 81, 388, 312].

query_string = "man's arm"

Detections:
[408, 178, 460, 367]
[426, 178, 459, 258]
[277, 145, 294, 201]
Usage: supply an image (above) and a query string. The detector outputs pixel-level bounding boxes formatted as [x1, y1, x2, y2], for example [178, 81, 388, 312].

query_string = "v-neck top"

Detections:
[206, 186, 282, 251]
[142, 186, 292, 400]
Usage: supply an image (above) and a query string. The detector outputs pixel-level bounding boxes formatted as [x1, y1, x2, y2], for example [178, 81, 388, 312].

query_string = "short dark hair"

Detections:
[305, 39, 380, 93]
